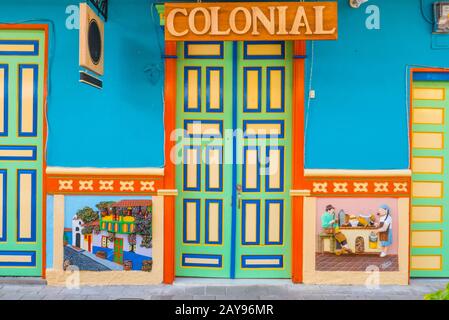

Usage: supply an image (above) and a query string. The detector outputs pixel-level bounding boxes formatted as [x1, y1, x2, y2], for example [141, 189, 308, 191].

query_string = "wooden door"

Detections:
[235, 41, 292, 278]
[175, 41, 293, 279]
[0, 28, 46, 276]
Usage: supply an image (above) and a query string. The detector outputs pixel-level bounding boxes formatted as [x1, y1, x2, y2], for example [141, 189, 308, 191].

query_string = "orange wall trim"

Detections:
[292, 41, 307, 283]
[163, 41, 177, 284]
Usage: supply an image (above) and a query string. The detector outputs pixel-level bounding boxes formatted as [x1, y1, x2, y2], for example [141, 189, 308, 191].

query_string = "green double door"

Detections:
[0, 29, 45, 276]
[175, 41, 292, 278]
[411, 79, 449, 277]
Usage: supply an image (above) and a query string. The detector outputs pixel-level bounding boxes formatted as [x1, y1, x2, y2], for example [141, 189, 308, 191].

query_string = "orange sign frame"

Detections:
[164, 1, 338, 41]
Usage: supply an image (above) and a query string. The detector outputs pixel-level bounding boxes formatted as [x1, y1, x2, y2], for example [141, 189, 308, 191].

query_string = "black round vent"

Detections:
[88, 19, 102, 65]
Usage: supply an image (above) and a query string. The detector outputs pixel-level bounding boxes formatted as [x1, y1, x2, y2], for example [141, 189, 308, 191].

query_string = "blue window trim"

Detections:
[17, 169, 37, 242]
[266, 66, 285, 113]
[0, 251, 36, 267]
[18, 64, 38, 137]
[0, 40, 39, 56]
[243, 120, 285, 139]
[243, 41, 285, 60]
[243, 67, 262, 113]
[0, 64, 8, 137]
[184, 41, 224, 59]
[266, 146, 285, 192]
[183, 145, 201, 191]
[0, 146, 37, 161]
[242, 146, 260, 192]
[205, 199, 223, 245]
[241, 199, 261, 245]
[184, 119, 224, 138]
[413, 72, 449, 81]
[265, 200, 284, 245]
[206, 67, 224, 113]
[230, 41, 238, 279]
[182, 253, 223, 268]
[0, 170, 6, 242]
[241, 255, 284, 269]
[182, 199, 201, 244]
[205, 146, 223, 192]
[184, 66, 202, 113]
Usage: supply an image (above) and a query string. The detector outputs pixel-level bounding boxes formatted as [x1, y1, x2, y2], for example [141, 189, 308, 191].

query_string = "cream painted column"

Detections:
[53, 195, 65, 271]
[150, 195, 165, 281]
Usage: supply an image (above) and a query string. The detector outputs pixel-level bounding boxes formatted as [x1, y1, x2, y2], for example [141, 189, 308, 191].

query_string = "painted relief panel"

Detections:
[63, 196, 153, 272]
[315, 198, 399, 272]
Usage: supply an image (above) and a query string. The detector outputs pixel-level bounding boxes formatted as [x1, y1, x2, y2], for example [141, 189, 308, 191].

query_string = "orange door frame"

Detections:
[0, 24, 49, 279]
[163, 41, 177, 284]
[162, 40, 307, 284]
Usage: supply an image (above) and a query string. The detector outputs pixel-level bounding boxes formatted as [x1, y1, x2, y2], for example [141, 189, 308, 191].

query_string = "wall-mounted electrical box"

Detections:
[434, 2, 449, 33]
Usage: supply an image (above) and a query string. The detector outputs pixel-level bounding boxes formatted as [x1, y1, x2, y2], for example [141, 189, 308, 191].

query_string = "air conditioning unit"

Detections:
[434, 2, 449, 33]
[79, 2, 104, 76]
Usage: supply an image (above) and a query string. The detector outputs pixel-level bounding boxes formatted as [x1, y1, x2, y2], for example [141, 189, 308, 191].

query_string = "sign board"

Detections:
[164, 2, 338, 41]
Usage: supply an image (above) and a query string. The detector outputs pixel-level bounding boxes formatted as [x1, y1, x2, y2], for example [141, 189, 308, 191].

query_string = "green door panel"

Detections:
[411, 81, 449, 277]
[0, 29, 45, 277]
[235, 41, 292, 278]
[175, 41, 234, 278]
[175, 41, 292, 279]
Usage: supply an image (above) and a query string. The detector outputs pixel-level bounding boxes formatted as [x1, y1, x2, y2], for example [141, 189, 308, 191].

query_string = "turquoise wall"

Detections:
[0, 0, 165, 168]
[1, 0, 447, 170]
[305, 0, 448, 169]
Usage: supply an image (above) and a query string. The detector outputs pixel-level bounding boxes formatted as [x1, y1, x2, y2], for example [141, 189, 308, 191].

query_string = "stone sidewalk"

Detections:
[0, 279, 446, 300]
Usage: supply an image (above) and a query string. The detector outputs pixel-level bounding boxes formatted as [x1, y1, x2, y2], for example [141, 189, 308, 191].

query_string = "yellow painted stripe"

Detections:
[209, 69, 221, 110]
[185, 201, 198, 242]
[413, 88, 445, 100]
[187, 44, 221, 56]
[186, 148, 199, 189]
[208, 148, 220, 189]
[0, 173, 3, 240]
[268, 148, 281, 189]
[412, 206, 443, 223]
[412, 181, 443, 198]
[267, 202, 281, 243]
[246, 69, 259, 110]
[0, 149, 34, 158]
[186, 122, 221, 136]
[411, 255, 442, 270]
[244, 202, 258, 243]
[0, 68, 4, 133]
[184, 257, 220, 265]
[244, 259, 280, 266]
[207, 202, 220, 243]
[20, 67, 36, 134]
[19, 173, 33, 239]
[187, 69, 199, 110]
[412, 132, 443, 149]
[411, 230, 442, 248]
[245, 122, 282, 136]
[269, 69, 282, 110]
[412, 157, 443, 174]
[245, 149, 258, 189]
[0, 44, 35, 53]
[0, 255, 32, 263]
[246, 44, 282, 56]
[413, 108, 444, 125]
